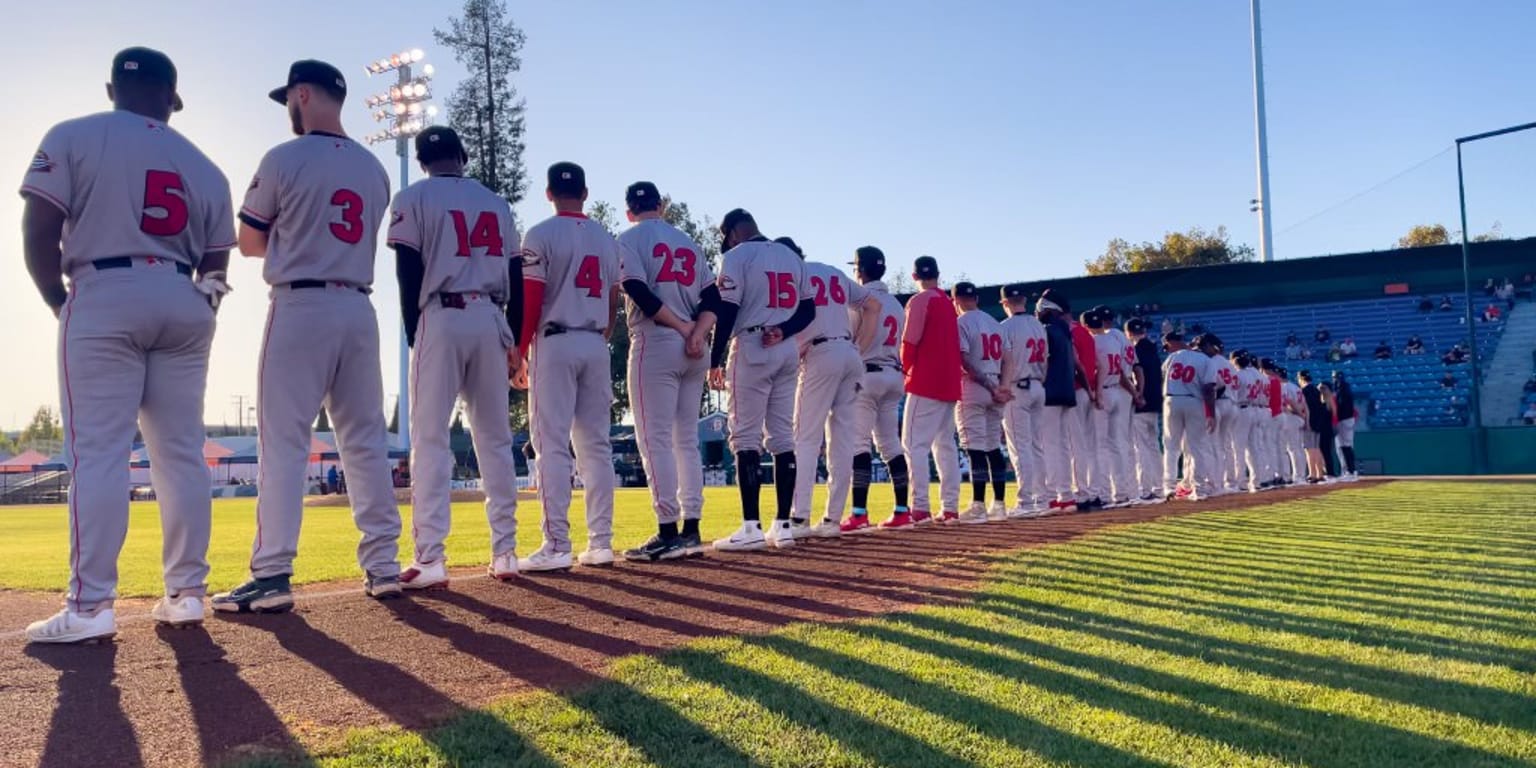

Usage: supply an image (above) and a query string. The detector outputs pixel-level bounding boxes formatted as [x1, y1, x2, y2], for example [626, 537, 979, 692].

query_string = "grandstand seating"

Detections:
[1154, 295, 1504, 429]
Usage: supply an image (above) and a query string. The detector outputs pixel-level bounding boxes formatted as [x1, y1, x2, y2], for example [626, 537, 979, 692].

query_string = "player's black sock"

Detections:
[889, 455, 910, 509]
[736, 450, 761, 522]
[1341, 446, 1357, 473]
[773, 452, 796, 520]
[851, 452, 873, 510]
[682, 518, 699, 537]
[988, 449, 1008, 502]
[968, 449, 989, 503]
[658, 521, 678, 539]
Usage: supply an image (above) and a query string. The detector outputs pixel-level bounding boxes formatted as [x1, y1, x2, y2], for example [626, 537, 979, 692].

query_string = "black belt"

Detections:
[437, 291, 489, 309]
[288, 279, 366, 293]
[866, 363, 897, 373]
[742, 325, 767, 334]
[543, 324, 601, 338]
[93, 257, 191, 276]
[811, 335, 850, 346]
[1238, 403, 1251, 409]
[1016, 378, 1038, 390]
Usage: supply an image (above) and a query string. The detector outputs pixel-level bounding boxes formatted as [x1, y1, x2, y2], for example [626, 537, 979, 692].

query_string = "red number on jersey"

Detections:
[140, 170, 189, 236]
[766, 271, 797, 309]
[811, 275, 845, 306]
[981, 333, 1003, 361]
[1169, 362, 1197, 383]
[449, 210, 505, 257]
[1219, 368, 1236, 386]
[1026, 337, 1046, 364]
[573, 255, 604, 298]
[653, 243, 698, 286]
[329, 189, 365, 244]
[830, 276, 846, 304]
[1107, 354, 1124, 376]
[882, 315, 899, 346]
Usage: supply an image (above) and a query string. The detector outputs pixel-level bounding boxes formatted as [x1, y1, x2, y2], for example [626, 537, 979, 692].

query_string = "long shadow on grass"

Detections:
[156, 626, 312, 766]
[700, 556, 976, 605]
[391, 598, 767, 768]
[978, 590, 1536, 732]
[494, 577, 721, 641]
[27, 643, 142, 768]
[870, 613, 1520, 767]
[233, 612, 556, 766]
[556, 569, 853, 626]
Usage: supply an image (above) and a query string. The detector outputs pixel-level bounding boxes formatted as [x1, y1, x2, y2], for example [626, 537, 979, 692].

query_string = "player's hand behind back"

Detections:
[761, 326, 785, 347]
[708, 367, 727, 391]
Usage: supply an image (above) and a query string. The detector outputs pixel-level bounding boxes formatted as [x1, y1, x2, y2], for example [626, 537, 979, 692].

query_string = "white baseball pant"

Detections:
[726, 337, 798, 455]
[853, 367, 904, 460]
[1214, 399, 1241, 492]
[530, 330, 615, 553]
[1280, 414, 1305, 481]
[792, 340, 864, 522]
[1131, 411, 1162, 497]
[1234, 406, 1261, 491]
[902, 393, 957, 514]
[957, 398, 1005, 451]
[1091, 386, 1135, 502]
[629, 329, 708, 524]
[1002, 380, 1045, 507]
[1163, 396, 1215, 496]
[408, 299, 519, 565]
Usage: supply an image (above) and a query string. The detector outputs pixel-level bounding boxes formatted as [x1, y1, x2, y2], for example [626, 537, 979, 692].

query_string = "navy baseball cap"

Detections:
[625, 181, 661, 211]
[720, 208, 754, 239]
[1090, 305, 1114, 323]
[547, 162, 585, 197]
[851, 245, 886, 271]
[414, 126, 466, 164]
[1002, 283, 1029, 300]
[952, 281, 978, 299]
[112, 47, 183, 112]
[1163, 331, 1185, 345]
[774, 236, 805, 257]
[270, 59, 347, 105]
[1125, 318, 1148, 335]
[913, 256, 940, 279]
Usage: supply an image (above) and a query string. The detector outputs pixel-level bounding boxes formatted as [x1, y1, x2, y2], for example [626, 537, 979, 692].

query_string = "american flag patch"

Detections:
[28, 151, 53, 173]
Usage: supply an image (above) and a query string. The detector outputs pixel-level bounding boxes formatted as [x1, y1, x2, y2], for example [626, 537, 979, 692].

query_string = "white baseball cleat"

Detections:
[764, 519, 797, 549]
[1006, 505, 1046, 519]
[488, 552, 519, 580]
[713, 521, 767, 552]
[518, 545, 574, 573]
[26, 608, 116, 644]
[150, 596, 205, 627]
[578, 548, 615, 567]
[789, 520, 812, 540]
[957, 502, 989, 525]
[987, 501, 1009, 522]
[806, 519, 842, 539]
[401, 560, 449, 590]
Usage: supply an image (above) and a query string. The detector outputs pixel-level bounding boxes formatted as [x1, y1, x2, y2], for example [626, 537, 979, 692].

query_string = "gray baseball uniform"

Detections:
[239, 131, 400, 580]
[1091, 328, 1137, 502]
[617, 218, 713, 525]
[851, 280, 904, 463]
[718, 239, 808, 455]
[22, 110, 233, 612]
[1234, 365, 1265, 491]
[522, 212, 621, 552]
[388, 174, 520, 565]
[1162, 348, 1217, 495]
[791, 261, 867, 523]
[1000, 312, 1047, 508]
[1210, 355, 1243, 492]
[956, 309, 1007, 451]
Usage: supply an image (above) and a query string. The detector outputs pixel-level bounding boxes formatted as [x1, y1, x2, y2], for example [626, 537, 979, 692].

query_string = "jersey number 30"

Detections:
[1168, 362, 1197, 383]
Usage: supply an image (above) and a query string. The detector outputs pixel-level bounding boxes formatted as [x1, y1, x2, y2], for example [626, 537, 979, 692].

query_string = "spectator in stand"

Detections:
[1285, 331, 1299, 346]
[1374, 340, 1392, 360]
[1439, 295, 1454, 311]
[1497, 279, 1516, 309]
[1339, 338, 1358, 358]
[1524, 401, 1536, 426]
[1522, 374, 1536, 395]
[1442, 344, 1467, 365]
[1418, 296, 1434, 313]
[1441, 371, 1456, 389]
[1405, 335, 1425, 355]
[1483, 278, 1497, 297]
[1285, 341, 1303, 361]
[1327, 344, 1343, 363]
[1482, 303, 1502, 323]
[1314, 326, 1331, 344]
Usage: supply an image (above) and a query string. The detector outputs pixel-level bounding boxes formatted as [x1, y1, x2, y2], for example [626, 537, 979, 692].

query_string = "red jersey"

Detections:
[1267, 376, 1283, 416]
[1071, 321, 1099, 391]
[901, 286, 961, 402]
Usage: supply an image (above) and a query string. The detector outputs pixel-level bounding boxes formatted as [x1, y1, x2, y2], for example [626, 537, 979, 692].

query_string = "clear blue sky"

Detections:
[3, 0, 1534, 430]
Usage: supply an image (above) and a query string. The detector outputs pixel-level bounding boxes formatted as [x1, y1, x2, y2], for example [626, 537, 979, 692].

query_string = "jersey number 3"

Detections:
[140, 170, 189, 236]
[330, 189, 365, 245]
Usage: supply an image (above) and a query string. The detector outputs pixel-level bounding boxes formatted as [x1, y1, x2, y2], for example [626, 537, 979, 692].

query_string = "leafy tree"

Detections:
[1471, 221, 1506, 243]
[1397, 224, 1451, 249]
[435, 0, 529, 204]
[661, 198, 722, 273]
[1085, 226, 1255, 275]
[19, 406, 62, 449]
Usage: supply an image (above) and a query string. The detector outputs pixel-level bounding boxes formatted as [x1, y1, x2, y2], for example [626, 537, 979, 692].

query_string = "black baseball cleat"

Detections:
[677, 531, 707, 558]
[624, 534, 690, 562]
[212, 575, 294, 614]
[365, 573, 404, 600]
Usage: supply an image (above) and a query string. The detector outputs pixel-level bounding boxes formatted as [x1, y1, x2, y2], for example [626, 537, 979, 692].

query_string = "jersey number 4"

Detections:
[140, 170, 189, 236]
[574, 255, 605, 298]
[766, 271, 798, 309]
[652, 243, 697, 286]
[450, 210, 505, 257]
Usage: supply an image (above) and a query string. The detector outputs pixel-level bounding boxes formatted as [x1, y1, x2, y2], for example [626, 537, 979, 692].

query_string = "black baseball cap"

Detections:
[720, 208, 754, 239]
[270, 60, 347, 105]
[1125, 318, 1148, 335]
[112, 47, 182, 112]
[625, 181, 661, 212]
[414, 126, 467, 164]
[1090, 305, 1114, 323]
[1163, 331, 1185, 345]
[1199, 333, 1223, 350]
[1002, 283, 1029, 300]
[774, 237, 805, 257]
[547, 162, 585, 197]
[952, 281, 978, 299]
[913, 256, 940, 280]
[851, 245, 885, 270]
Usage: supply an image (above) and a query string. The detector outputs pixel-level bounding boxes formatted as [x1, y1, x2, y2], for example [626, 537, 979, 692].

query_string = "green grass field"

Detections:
[225, 481, 1536, 768]
[0, 486, 903, 595]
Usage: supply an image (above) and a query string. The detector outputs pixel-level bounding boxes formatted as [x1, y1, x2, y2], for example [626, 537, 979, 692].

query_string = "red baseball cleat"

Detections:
[879, 511, 915, 530]
[938, 510, 959, 524]
[841, 515, 876, 534]
[909, 509, 934, 525]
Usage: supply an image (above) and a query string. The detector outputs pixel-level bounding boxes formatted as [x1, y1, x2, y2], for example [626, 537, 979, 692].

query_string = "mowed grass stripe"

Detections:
[224, 481, 1536, 768]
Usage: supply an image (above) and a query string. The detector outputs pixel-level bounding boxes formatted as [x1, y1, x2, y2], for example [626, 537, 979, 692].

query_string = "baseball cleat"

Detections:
[677, 531, 707, 557]
[212, 575, 294, 614]
[400, 561, 449, 590]
[956, 503, 989, 525]
[365, 573, 403, 600]
[938, 510, 960, 524]
[150, 595, 205, 628]
[519, 545, 574, 572]
[578, 548, 616, 567]
[987, 501, 1009, 522]
[806, 519, 843, 539]
[26, 608, 116, 644]
[713, 521, 767, 552]
[623, 535, 690, 562]
[879, 511, 915, 530]
[910, 509, 935, 525]
[788, 519, 812, 540]
[764, 520, 797, 549]
[1006, 505, 1045, 519]
[1047, 499, 1078, 513]
[488, 552, 519, 580]
[840, 515, 877, 534]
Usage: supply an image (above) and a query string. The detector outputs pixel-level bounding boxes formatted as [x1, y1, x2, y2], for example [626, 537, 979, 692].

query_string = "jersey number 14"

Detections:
[449, 210, 505, 257]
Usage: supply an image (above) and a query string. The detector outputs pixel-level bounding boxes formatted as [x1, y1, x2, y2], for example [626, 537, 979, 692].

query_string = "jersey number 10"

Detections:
[980, 333, 1003, 361]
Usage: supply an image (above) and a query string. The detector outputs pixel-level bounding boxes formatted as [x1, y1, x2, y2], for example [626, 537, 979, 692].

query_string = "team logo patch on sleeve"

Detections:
[717, 274, 737, 291]
[28, 151, 53, 173]
[390, 211, 405, 226]
[248, 177, 260, 191]
[517, 248, 541, 267]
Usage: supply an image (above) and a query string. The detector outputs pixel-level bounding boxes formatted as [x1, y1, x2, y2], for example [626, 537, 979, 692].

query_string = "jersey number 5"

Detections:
[330, 189, 365, 245]
[450, 210, 505, 257]
[573, 255, 605, 298]
[140, 170, 189, 236]
[766, 271, 797, 309]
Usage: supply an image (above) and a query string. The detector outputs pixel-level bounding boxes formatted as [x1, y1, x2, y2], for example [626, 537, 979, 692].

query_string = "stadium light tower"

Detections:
[1250, 0, 1275, 263]
[1454, 118, 1536, 473]
[363, 48, 438, 454]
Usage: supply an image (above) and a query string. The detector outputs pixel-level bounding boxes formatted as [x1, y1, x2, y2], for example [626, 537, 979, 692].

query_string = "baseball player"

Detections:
[1161, 332, 1218, 501]
[215, 60, 402, 614]
[998, 284, 1047, 516]
[386, 127, 522, 587]
[616, 182, 716, 562]
[1125, 318, 1165, 503]
[844, 247, 911, 532]
[952, 282, 1011, 523]
[890, 256, 961, 528]
[1036, 290, 1087, 512]
[20, 48, 234, 643]
[1206, 335, 1242, 495]
[778, 237, 879, 539]
[515, 162, 622, 571]
[1086, 307, 1139, 506]
[1229, 350, 1264, 492]
[1068, 303, 1105, 510]
[1280, 367, 1308, 484]
[701, 210, 815, 550]
[1257, 358, 1287, 488]
[1332, 371, 1359, 480]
